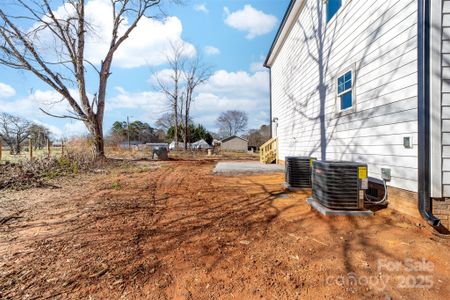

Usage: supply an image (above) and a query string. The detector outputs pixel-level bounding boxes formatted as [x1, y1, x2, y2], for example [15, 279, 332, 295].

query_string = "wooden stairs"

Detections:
[260, 137, 278, 164]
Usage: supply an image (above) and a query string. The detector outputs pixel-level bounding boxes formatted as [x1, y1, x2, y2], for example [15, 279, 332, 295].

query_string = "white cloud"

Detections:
[63, 121, 88, 137]
[0, 89, 73, 118]
[0, 68, 270, 138]
[192, 69, 270, 130]
[0, 89, 88, 137]
[194, 3, 209, 14]
[198, 70, 269, 98]
[110, 16, 196, 68]
[250, 57, 267, 73]
[34, 0, 195, 68]
[32, 120, 64, 138]
[108, 87, 168, 124]
[140, 67, 270, 130]
[204, 46, 220, 56]
[224, 5, 278, 39]
[0, 83, 16, 98]
[148, 68, 178, 87]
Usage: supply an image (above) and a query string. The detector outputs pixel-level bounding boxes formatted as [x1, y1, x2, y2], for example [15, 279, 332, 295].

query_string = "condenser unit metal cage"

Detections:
[285, 156, 316, 188]
[312, 160, 368, 210]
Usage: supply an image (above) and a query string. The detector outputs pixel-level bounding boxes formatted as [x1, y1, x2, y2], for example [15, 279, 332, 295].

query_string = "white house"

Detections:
[192, 139, 212, 150]
[265, 0, 450, 229]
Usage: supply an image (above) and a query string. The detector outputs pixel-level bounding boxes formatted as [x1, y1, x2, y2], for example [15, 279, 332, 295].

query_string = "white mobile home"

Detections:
[265, 0, 450, 229]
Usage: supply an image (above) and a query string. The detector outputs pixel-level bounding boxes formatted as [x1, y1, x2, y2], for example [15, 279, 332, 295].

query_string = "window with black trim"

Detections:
[326, 0, 342, 23]
[337, 70, 353, 111]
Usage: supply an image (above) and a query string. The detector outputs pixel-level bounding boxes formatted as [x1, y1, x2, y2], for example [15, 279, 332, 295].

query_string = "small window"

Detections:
[337, 70, 353, 111]
[327, 0, 342, 23]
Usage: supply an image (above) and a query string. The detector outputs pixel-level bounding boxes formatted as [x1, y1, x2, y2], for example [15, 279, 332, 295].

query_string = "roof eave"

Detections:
[264, 0, 306, 68]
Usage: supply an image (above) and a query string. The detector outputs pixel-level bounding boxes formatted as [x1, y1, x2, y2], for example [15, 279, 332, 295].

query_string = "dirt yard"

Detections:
[1, 159, 449, 299]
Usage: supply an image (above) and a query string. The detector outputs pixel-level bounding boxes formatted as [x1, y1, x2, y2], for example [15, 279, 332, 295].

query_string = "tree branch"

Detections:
[39, 108, 87, 121]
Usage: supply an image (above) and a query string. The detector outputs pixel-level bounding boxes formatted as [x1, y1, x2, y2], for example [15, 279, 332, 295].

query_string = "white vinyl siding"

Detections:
[271, 0, 419, 191]
[442, 0, 450, 196]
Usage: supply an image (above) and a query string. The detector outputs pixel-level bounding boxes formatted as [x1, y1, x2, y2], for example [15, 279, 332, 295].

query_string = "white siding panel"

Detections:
[442, 93, 450, 105]
[443, 0, 450, 196]
[444, 185, 450, 196]
[271, 0, 420, 192]
[443, 146, 450, 157]
[443, 160, 450, 171]
[443, 14, 450, 27]
[443, 172, 450, 184]
[443, 67, 450, 79]
[443, 133, 450, 145]
[444, 1, 450, 13]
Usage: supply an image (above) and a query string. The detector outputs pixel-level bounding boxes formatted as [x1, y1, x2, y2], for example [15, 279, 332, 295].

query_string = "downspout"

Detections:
[417, 0, 441, 227]
[269, 68, 273, 139]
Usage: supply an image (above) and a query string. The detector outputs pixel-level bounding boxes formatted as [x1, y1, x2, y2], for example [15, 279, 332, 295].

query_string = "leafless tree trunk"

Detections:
[0, 0, 162, 159]
[182, 57, 210, 150]
[0, 113, 31, 154]
[156, 41, 186, 149]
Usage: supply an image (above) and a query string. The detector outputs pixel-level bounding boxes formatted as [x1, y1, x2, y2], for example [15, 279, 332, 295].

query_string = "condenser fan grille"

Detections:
[285, 156, 314, 188]
[312, 161, 366, 210]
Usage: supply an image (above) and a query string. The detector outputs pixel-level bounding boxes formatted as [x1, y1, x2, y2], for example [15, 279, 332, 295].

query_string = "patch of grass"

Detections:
[111, 182, 122, 190]
[0, 147, 63, 163]
[72, 161, 79, 174]
[44, 169, 60, 180]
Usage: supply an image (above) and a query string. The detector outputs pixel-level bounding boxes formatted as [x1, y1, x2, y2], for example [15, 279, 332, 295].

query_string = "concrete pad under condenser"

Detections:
[306, 198, 373, 217]
[213, 161, 284, 175]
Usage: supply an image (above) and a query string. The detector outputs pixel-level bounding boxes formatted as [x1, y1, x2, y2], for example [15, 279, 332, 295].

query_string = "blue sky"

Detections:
[0, 0, 290, 137]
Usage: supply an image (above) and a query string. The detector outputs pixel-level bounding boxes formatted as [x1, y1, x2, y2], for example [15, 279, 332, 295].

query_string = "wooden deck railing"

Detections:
[260, 137, 278, 164]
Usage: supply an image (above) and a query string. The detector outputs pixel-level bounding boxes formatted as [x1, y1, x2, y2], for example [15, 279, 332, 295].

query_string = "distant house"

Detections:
[139, 143, 168, 151]
[192, 139, 212, 150]
[52, 141, 63, 147]
[169, 141, 191, 150]
[221, 136, 248, 152]
[118, 141, 142, 149]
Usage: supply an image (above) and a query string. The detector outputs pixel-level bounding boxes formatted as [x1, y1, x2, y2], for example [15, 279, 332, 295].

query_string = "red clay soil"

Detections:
[1, 160, 449, 299]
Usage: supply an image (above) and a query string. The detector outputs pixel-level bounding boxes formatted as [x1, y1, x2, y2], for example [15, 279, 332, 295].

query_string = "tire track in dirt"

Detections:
[2, 159, 450, 299]
[0, 162, 174, 299]
[134, 161, 288, 299]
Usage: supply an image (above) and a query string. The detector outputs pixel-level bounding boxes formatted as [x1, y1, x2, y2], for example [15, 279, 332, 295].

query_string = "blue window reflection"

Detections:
[340, 92, 352, 110]
[337, 70, 353, 110]
[327, 0, 342, 23]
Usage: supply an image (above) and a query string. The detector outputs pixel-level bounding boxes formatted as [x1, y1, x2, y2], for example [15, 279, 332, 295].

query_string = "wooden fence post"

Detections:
[47, 139, 51, 159]
[61, 140, 65, 156]
[29, 139, 33, 160]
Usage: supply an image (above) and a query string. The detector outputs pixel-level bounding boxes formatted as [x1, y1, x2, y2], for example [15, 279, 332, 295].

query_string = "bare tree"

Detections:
[29, 123, 51, 149]
[0, 0, 163, 159]
[155, 111, 183, 131]
[216, 110, 248, 138]
[155, 112, 174, 131]
[156, 41, 186, 149]
[245, 124, 271, 149]
[0, 113, 31, 154]
[182, 57, 210, 149]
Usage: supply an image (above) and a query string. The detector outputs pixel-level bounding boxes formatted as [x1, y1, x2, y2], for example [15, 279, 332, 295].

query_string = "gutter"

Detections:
[417, 0, 440, 228]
